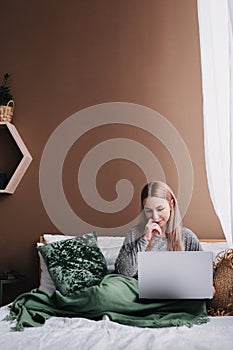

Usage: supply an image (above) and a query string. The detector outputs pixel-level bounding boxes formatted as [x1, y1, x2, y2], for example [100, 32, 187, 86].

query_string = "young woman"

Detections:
[8, 181, 211, 330]
[115, 181, 203, 277]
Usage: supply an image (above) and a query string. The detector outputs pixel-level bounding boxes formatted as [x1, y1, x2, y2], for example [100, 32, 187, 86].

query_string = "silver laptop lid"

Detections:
[138, 251, 213, 299]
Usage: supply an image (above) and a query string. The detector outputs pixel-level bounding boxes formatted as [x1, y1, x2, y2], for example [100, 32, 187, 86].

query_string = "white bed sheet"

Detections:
[1, 304, 233, 350]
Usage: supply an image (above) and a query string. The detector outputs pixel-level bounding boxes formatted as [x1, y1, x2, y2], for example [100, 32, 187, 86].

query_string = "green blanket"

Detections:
[5, 274, 209, 331]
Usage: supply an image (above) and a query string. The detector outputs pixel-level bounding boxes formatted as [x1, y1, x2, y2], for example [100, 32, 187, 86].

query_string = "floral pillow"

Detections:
[37, 232, 108, 296]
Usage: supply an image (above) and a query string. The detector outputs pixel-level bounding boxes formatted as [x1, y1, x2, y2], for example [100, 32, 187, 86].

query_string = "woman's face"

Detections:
[143, 196, 173, 231]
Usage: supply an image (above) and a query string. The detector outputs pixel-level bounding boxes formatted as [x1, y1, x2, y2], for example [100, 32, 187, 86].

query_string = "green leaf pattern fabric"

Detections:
[38, 232, 108, 296]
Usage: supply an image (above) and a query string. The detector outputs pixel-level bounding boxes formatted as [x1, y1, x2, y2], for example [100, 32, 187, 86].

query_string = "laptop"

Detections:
[138, 251, 213, 299]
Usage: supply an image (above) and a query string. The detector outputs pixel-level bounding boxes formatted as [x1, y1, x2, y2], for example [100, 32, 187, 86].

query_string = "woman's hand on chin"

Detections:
[143, 218, 162, 240]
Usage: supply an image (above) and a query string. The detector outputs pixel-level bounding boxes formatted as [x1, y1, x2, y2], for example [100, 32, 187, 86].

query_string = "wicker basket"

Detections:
[0, 100, 14, 122]
[208, 249, 233, 316]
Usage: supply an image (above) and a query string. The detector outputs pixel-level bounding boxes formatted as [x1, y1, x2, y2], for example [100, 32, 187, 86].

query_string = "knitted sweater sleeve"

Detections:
[114, 228, 148, 277]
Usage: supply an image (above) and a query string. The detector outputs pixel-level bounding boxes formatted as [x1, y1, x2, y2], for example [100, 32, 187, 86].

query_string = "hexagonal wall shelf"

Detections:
[0, 122, 32, 194]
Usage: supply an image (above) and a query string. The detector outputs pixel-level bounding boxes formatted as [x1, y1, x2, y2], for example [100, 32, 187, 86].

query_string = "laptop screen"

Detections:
[138, 251, 213, 299]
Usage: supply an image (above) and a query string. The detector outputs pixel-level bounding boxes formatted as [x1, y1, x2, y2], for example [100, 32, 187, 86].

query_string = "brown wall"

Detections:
[0, 0, 224, 304]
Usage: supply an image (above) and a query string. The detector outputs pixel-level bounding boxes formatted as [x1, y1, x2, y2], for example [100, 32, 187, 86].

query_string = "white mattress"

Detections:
[1, 304, 233, 350]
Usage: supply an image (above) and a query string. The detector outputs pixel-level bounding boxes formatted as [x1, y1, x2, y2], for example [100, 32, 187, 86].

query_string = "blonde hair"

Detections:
[139, 181, 184, 251]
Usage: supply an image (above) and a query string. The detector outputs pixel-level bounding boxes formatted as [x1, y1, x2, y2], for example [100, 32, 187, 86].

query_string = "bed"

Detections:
[0, 234, 233, 350]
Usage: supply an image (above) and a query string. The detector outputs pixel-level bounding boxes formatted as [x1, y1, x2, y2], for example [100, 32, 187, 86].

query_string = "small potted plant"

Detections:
[0, 73, 14, 123]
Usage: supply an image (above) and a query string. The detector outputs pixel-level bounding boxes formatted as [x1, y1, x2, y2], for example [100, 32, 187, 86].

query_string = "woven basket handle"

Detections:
[7, 100, 14, 110]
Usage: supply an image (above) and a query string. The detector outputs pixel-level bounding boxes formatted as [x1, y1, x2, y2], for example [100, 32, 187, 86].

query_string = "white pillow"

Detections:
[37, 235, 125, 293]
[43, 234, 74, 243]
[97, 236, 124, 272]
[37, 243, 56, 294]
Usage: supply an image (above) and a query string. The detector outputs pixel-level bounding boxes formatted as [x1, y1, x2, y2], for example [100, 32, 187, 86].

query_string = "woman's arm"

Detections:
[115, 228, 148, 277]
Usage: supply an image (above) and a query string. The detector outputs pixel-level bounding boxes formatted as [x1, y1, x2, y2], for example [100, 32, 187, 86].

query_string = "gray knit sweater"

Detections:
[114, 226, 203, 277]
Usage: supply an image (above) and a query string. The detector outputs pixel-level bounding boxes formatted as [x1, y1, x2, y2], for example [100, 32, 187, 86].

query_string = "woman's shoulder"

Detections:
[181, 226, 202, 250]
[181, 226, 198, 239]
[127, 225, 142, 236]
[124, 225, 142, 241]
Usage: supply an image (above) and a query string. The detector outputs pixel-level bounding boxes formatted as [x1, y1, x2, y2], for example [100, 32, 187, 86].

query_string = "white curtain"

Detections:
[197, 0, 233, 244]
